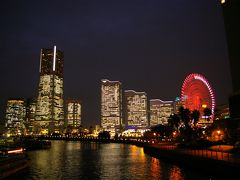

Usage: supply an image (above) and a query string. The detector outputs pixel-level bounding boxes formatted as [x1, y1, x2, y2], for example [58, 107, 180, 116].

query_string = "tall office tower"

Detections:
[150, 99, 173, 127]
[66, 99, 81, 127]
[221, 0, 240, 118]
[35, 46, 64, 132]
[101, 79, 122, 132]
[124, 90, 148, 128]
[5, 98, 26, 135]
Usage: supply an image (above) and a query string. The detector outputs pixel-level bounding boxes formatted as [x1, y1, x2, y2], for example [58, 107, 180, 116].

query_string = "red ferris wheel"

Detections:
[181, 73, 215, 118]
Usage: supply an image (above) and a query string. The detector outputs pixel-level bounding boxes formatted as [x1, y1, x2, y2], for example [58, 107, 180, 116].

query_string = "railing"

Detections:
[148, 143, 240, 165]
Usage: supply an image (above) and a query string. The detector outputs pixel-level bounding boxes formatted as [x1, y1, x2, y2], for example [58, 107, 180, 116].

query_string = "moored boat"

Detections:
[0, 146, 29, 179]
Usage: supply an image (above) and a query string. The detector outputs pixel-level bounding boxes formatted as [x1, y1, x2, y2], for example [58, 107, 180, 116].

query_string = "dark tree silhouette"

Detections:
[98, 131, 110, 139]
[168, 114, 180, 130]
[203, 108, 212, 121]
[179, 106, 191, 127]
[191, 109, 200, 126]
[151, 124, 172, 138]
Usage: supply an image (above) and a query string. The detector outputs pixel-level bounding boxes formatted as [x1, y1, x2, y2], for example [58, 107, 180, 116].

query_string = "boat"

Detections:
[23, 138, 51, 150]
[0, 146, 29, 179]
[14, 136, 51, 151]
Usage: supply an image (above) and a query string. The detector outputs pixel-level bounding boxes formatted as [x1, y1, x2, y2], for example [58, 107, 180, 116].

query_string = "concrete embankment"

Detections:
[143, 144, 239, 179]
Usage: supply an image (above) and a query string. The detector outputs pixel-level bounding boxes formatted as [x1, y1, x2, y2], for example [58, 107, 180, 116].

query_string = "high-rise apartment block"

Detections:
[124, 90, 148, 128]
[66, 99, 81, 127]
[150, 99, 173, 126]
[35, 46, 64, 130]
[101, 79, 122, 132]
[5, 98, 26, 135]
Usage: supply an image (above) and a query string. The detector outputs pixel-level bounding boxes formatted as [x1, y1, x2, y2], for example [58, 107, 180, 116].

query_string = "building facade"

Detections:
[214, 103, 230, 120]
[5, 98, 26, 135]
[173, 97, 184, 114]
[66, 99, 81, 127]
[221, 0, 240, 119]
[124, 90, 148, 128]
[25, 98, 37, 134]
[35, 46, 64, 132]
[150, 99, 173, 126]
[101, 79, 122, 132]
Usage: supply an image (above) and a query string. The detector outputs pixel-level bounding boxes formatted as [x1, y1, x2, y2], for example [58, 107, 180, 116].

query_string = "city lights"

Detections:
[202, 104, 207, 108]
[150, 99, 173, 126]
[35, 46, 64, 130]
[5, 98, 26, 135]
[66, 99, 81, 127]
[125, 90, 148, 128]
[101, 79, 122, 132]
[181, 73, 215, 124]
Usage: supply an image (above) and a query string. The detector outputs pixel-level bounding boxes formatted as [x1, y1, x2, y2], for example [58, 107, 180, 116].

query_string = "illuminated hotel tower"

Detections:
[5, 98, 26, 135]
[220, 0, 240, 119]
[101, 79, 122, 132]
[66, 99, 81, 127]
[124, 90, 148, 128]
[150, 99, 173, 126]
[35, 46, 64, 129]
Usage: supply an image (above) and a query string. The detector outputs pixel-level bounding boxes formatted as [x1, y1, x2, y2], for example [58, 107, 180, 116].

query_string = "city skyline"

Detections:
[0, 0, 232, 127]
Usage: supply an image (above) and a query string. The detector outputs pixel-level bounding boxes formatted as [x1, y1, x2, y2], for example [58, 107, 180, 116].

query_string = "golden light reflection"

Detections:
[130, 145, 137, 154]
[129, 145, 145, 162]
[139, 148, 145, 159]
[150, 157, 160, 177]
[169, 166, 184, 180]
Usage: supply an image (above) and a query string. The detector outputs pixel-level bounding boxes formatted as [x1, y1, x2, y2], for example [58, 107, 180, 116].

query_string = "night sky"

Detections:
[0, 0, 232, 127]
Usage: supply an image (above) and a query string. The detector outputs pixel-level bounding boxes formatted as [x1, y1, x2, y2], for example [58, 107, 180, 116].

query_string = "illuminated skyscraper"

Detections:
[150, 99, 173, 126]
[5, 98, 26, 135]
[35, 46, 64, 131]
[66, 99, 81, 127]
[220, 0, 240, 119]
[124, 90, 148, 128]
[101, 79, 122, 132]
[25, 98, 37, 134]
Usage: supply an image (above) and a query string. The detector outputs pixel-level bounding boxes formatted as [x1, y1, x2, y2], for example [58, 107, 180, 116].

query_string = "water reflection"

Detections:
[11, 141, 212, 180]
[169, 166, 184, 180]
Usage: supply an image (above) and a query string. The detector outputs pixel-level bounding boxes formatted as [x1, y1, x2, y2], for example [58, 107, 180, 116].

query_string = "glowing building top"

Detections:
[39, 46, 64, 77]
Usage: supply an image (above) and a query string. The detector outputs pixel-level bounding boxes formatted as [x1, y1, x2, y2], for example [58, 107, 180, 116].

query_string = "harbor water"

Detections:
[10, 141, 214, 180]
